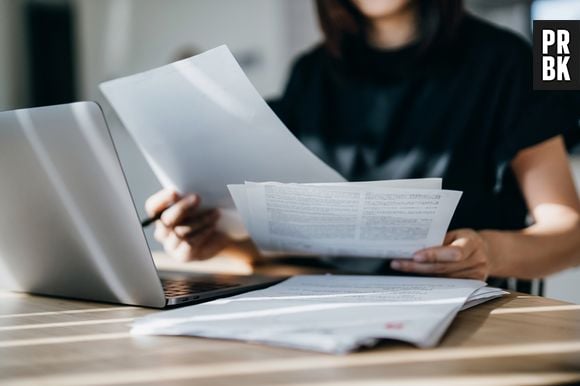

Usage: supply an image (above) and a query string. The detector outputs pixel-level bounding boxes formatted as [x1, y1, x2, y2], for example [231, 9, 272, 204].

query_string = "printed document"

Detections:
[229, 181, 462, 258]
[132, 275, 505, 354]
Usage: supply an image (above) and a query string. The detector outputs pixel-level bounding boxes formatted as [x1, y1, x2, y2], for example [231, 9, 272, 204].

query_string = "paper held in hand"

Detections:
[228, 180, 462, 259]
[100, 44, 462, 250]
[99, 45, 345, 206]
[99, 45, 345, 237]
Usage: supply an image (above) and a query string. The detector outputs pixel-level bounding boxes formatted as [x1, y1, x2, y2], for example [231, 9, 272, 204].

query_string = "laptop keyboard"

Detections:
[161, 278, 241, 298]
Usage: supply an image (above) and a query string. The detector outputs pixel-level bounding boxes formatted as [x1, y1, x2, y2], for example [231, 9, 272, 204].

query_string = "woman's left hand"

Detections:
[390, 229, 493, 281]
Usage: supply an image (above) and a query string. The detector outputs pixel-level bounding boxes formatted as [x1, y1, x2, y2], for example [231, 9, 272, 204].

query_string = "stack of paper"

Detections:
[229, 180, 462, 258]
[132, 275, 506, 354]
[461, 286, 510, 310]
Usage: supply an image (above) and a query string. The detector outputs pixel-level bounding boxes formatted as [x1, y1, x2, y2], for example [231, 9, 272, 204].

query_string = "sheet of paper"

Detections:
[229, 182, 462, 258]
[99, 45, 344, 212]
[307, 178, 442, 189]
[460, 287, 508, 311]
[132, 275, 490, 354]
[228, 178, 443, 237]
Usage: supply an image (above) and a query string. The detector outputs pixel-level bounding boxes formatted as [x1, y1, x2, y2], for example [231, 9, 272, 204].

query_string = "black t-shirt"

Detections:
[271, 14, 575, 232]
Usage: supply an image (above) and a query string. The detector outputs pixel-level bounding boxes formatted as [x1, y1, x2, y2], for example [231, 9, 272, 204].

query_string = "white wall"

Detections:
[279, 0, 321, 84]
[76, 0, 296, 102]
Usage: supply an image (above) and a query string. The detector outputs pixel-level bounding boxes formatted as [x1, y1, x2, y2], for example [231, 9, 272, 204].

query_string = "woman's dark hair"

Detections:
[316, 0, 464, 57]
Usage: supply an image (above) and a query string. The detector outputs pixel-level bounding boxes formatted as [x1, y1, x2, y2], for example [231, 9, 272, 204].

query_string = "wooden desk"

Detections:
[1, 280, 580, 385]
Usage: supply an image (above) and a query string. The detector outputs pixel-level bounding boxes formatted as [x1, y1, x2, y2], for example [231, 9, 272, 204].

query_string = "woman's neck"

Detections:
[366, 4, 418, 50]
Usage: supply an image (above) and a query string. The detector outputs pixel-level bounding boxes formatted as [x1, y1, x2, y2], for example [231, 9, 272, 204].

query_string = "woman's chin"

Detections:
[351, 0, 412, 20]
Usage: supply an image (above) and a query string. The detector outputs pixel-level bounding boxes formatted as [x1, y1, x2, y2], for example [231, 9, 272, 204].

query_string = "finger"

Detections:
[162, 231, 182, 253]
[172, 241, 196, 263]
[390, 259, 471, 275]
[412, 246, 464, 263]
[446, 268, 487, 281]
[443, 229, 462, 244]
[448, 236, 479, 260]
[153, 222, 171, 242]
[173, 210, 220, 239]
[145, 189, 181, 217]
[414, 229, 481, 263]
[391, 260, 444, 274]
[160, 194, 201, 228]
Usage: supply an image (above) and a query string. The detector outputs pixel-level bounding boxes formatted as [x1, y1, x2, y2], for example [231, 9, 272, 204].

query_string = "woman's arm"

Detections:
[391, 136, 580, 280]
[483, 135, 580, 278]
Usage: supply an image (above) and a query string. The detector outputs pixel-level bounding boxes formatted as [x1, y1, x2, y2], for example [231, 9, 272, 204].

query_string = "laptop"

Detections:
[0, 101, 282, 308]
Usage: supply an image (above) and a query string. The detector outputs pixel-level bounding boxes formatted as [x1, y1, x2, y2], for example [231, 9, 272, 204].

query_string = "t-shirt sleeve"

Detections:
[493, 39, 577, 191]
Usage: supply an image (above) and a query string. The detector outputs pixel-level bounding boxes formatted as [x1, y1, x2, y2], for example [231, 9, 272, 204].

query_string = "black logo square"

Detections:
[533, 20, 580, 91]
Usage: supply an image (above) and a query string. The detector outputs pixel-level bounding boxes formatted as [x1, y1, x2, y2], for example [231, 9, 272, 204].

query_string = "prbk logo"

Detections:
[533, 20, 580, 90]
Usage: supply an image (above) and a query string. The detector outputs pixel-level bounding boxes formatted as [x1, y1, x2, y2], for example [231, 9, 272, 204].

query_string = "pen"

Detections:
[141, 196, 184, 227]
[141, 213, 162, 228]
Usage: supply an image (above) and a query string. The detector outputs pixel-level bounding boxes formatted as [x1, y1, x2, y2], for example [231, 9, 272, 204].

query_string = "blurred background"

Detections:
[0, 0, 579, 302]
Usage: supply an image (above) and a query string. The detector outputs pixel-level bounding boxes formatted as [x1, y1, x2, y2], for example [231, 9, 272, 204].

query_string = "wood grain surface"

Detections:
[1, 261, 580, 386]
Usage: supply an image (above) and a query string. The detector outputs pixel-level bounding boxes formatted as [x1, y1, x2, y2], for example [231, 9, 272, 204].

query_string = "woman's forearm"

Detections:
[481, 216, 580, 279]
[497, 137, 580, 279]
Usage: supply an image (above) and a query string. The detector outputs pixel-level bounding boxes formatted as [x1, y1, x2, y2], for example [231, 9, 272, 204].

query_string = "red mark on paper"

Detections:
[385, 322, 404, 330]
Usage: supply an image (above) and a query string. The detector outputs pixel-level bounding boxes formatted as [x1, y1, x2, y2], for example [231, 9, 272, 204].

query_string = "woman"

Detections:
[146, 0, 580, 282]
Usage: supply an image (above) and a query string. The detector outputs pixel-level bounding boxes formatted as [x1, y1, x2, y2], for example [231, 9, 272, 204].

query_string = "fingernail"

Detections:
[413, 252, 427, 262]
[391, 261, 401, 269]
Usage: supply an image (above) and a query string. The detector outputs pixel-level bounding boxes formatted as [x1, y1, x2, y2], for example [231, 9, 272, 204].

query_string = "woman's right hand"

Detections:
[145, 189, 233, 262]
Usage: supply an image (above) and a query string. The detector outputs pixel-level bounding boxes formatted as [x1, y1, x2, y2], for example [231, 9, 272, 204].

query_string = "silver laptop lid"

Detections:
[0, 101, 166, 307]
